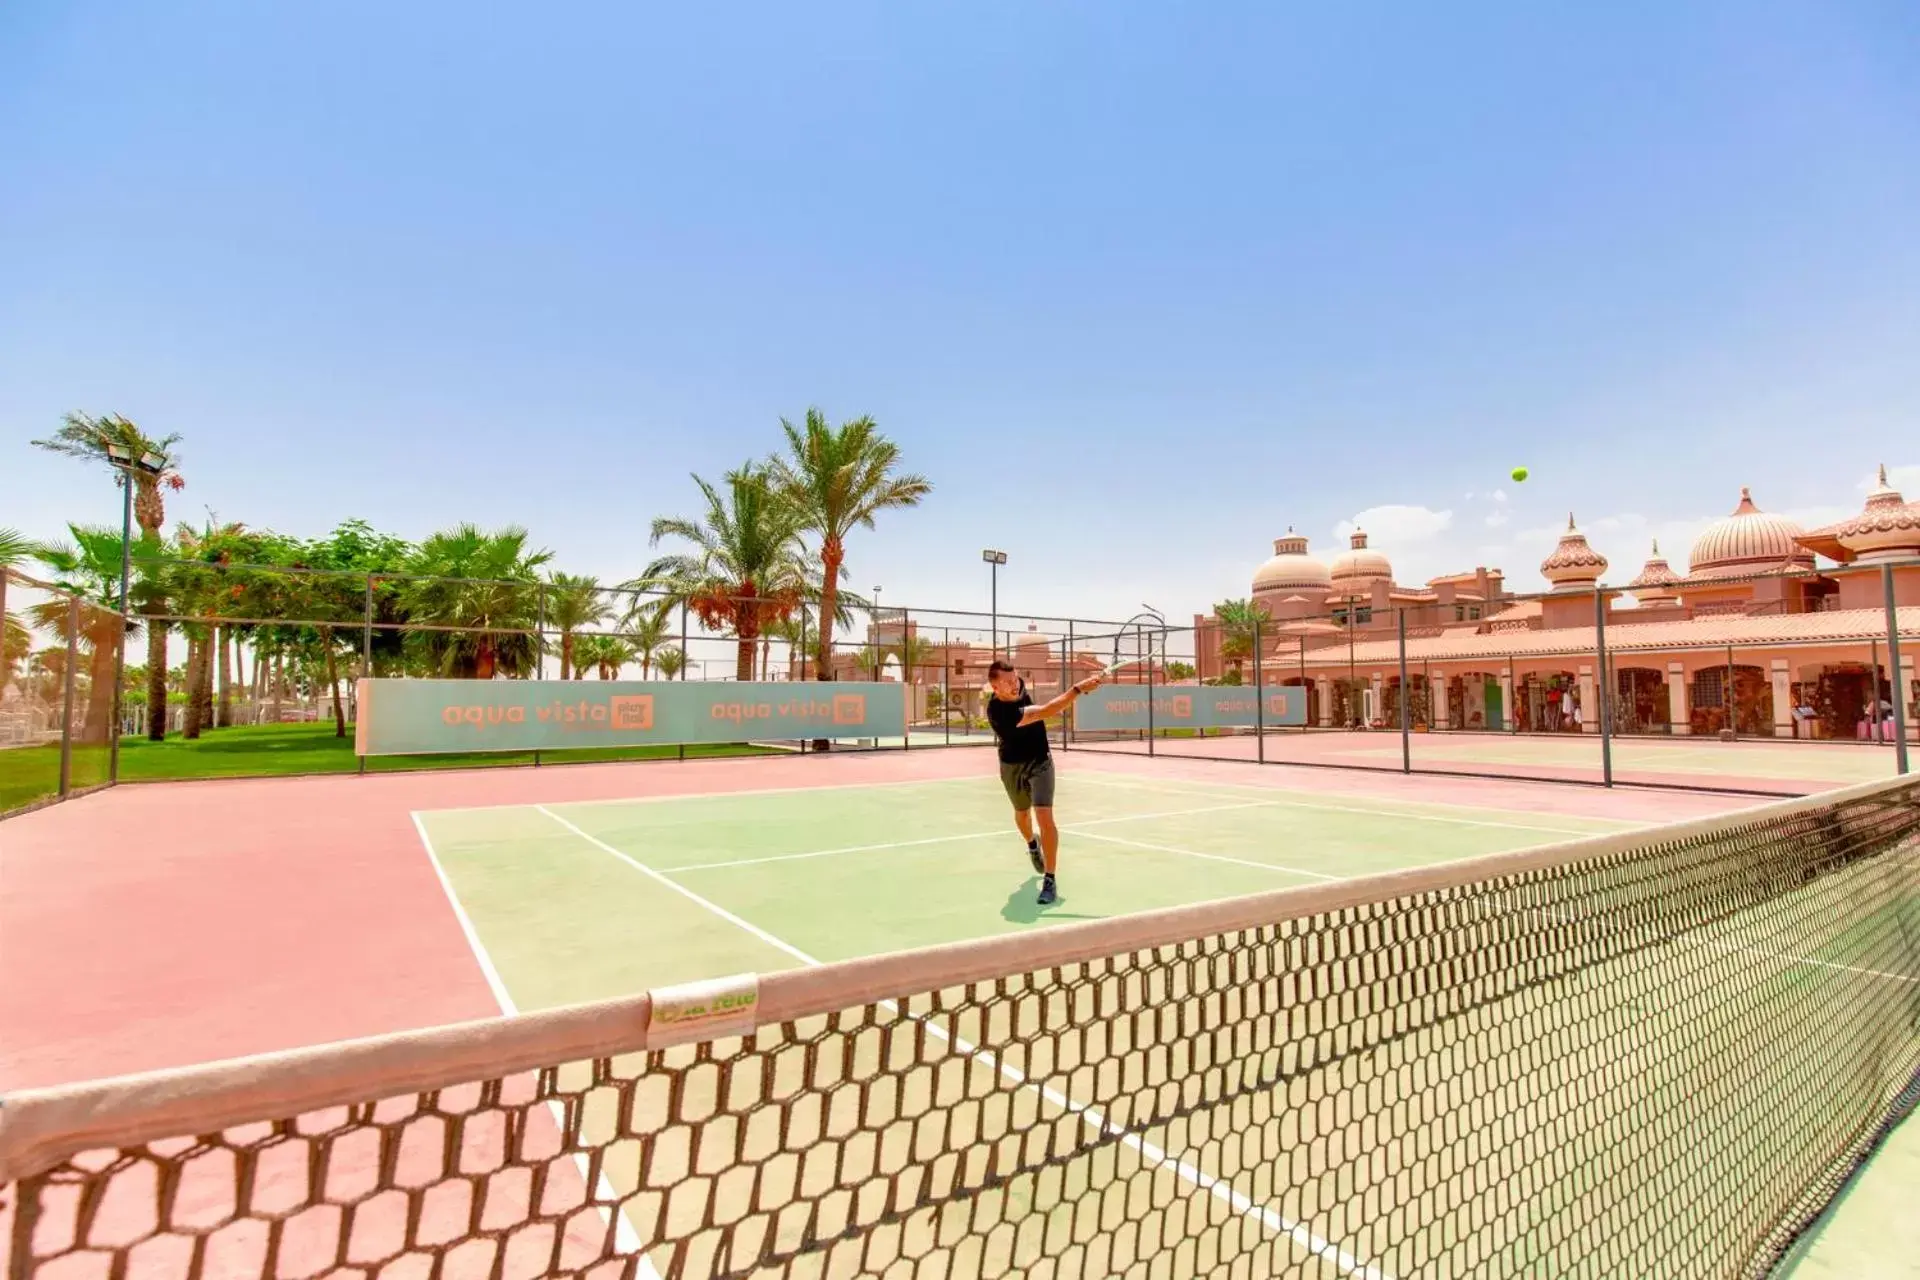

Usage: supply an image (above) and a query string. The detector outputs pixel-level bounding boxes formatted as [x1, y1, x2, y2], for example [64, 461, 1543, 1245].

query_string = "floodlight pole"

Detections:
[982, 549, 1007, 655]
[106, 443, 168, 774]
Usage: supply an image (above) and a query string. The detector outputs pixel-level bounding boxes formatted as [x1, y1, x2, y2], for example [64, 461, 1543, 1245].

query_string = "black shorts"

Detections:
[998, 757, 1056, 811]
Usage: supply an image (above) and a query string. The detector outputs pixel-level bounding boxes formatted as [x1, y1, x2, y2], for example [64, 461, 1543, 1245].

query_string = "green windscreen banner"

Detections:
[354, 678, 908, 756]
[1072, 684, 1308, 732]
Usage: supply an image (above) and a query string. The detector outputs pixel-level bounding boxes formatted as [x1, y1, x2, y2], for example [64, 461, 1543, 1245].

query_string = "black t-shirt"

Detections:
[987, 682, 1052, 764]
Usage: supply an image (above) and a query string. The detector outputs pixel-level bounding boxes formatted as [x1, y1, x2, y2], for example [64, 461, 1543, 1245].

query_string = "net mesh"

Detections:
[5, 779, 1918, 1280]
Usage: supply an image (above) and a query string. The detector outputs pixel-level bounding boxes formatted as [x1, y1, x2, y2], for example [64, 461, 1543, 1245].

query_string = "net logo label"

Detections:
[647, 973, 762, 1048]
[708, 694, 869, 725]
[609, 695, 654, 731]
[440, 705, 527, 728]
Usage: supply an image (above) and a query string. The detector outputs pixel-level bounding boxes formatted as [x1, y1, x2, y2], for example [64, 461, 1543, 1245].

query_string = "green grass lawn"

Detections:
[0, 721, 780, 815]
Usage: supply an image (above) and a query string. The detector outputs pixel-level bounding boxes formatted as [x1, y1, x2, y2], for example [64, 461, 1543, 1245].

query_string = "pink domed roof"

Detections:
[1626, 539, 1681, 599]
[1687, 487, 1814, 579]
[1797, 465, 1920, 565]
[1540, 513, 1608, 588]
[1252, 528, 1332, 594]
[1329, 529, 1392, 589]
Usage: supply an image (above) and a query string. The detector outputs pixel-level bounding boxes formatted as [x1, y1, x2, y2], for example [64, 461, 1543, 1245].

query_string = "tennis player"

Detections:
[985, 659, 1105, 906]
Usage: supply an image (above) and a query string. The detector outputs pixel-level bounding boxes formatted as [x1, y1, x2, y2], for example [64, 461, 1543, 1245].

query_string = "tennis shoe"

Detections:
[1037, 874, 1058, 906]
[1027, 838, 1046, 875]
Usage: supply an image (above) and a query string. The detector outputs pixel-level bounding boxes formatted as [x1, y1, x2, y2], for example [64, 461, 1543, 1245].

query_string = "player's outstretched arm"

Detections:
[1017, 674, 1105, 727]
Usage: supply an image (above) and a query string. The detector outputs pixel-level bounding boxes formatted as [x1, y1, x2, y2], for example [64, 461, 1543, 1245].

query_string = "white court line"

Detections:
[409, 814, 659, 1277]
[428, 772, 980, 815]
[1072, 829, 1343, 881]
[661, 798, 1285, 873]
[1074, 772, 1638, 838]
[534, 805, 1389, 1280]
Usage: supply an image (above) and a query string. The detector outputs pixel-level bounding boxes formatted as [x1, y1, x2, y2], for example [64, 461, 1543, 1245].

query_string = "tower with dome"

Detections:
[1193, 471, 1918, 741]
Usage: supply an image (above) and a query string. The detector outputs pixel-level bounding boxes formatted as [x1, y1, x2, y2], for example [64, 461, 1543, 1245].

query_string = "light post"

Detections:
[982, 549, 1007, 654]
[105, 442, 168, 757]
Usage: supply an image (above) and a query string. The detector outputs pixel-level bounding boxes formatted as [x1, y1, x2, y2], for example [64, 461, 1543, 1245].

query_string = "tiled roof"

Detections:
[1285, 606, 1919, 668]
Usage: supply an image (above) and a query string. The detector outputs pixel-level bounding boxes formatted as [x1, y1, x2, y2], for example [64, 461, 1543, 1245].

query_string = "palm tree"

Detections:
[632, 463, 808, 682]
[0, 527, 31, 697]
[621, 598, 673, 678]
[545, 572, 609, 680]
[30, 527, 142, 745]
[33, 413, 186, 741]
[398, 525, 553, 679]
[3, 613, 27, 688]
[654, 646, 686, 680]
[1213, 599, 1262, 683]
[573, 634, 637, 680]
[891, 630, 938, 692]
[761, 614, 806, 680]
[771, 409, 930, 700]
[168, 518, 262, 738]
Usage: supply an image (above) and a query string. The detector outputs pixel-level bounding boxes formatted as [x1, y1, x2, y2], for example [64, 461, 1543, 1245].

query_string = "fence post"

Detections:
[535, 583, 547, 682]
[1726, 644, 1736, 741]
[798, 607, 810, 753]
[678, 600, 689, 762]
[1397, 607, 1411, 773]
[1254, 612, 1266, 764]
[1144, 621, 1155, 757]
[944, 626, 952, 747]
[1886, 564, 1910, 774]
[363, 575, 375, 680]
[108, 604, 126, 785]
[59, 594, 79, 797]
[901, 608, 911, 752]
[1058, 628, 1069, 752]
[1596, 588, 1614, 787]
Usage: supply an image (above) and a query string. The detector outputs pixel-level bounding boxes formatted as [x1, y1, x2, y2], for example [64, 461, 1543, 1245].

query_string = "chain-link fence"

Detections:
[1, 568, 117, 814]
[4, 555, 1913, 817]
[1054, 558, 1916, 796]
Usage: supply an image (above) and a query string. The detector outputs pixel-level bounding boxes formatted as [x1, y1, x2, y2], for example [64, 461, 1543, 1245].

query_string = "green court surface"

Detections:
[409, 769, 1918, 1276]
[413, 771, 1643, 1011]
[1384, 735, 1902, 783]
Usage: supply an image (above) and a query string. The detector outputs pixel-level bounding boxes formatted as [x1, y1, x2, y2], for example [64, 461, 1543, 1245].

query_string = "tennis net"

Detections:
[4, 776, 1917, 1279]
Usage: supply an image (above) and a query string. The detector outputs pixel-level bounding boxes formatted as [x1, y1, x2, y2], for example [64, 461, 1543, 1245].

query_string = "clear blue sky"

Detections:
[4, 0, 1916, 628]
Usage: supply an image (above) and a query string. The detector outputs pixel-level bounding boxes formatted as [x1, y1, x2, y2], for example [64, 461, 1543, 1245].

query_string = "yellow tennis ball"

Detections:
[1511, 466, 1529, 482]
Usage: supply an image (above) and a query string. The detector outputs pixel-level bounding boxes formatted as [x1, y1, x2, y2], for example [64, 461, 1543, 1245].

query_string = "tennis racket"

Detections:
[1089, 630, 1166, 685]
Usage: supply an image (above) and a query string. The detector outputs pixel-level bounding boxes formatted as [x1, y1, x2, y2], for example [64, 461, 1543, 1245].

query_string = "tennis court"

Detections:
[411, 771, 1652, 1013]
[4, 749, 1917, 1279]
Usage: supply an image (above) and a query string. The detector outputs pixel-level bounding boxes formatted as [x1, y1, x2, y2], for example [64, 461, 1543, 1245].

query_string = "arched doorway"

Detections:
[1689, 664, 1774, 736]
[1384, 674, 1433, 729]
[1450, 671, 1502, 730]
[1613, 667, 1669, 735]
[1517, 670, 1579, 732]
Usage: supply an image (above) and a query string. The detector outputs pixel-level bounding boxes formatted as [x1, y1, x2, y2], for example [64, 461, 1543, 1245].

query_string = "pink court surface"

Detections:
[3, 742, 1914, 1279]
[2, 745, 1764, 1096]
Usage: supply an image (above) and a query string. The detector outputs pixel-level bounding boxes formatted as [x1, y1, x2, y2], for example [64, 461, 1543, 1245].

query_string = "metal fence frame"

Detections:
[4, 554, 1913, 819]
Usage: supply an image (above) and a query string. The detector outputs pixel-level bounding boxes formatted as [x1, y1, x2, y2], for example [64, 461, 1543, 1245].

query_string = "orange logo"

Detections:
[609, 695, 655, 730]
[1170, 695, 1193, 719]
[831, 694, 866, 725]
[1267, 694, 1289, 716]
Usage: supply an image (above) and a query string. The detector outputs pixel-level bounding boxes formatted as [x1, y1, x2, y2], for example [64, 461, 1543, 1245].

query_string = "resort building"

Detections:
[1193, 470, 1920, 741]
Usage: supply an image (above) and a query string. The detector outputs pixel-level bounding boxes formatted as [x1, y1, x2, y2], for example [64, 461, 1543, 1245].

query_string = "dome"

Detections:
[1687, 487, 1814, 579]
[1252, 528, 1332, 594]
[1797, 465, 1920, 565]
[1329, 529, 1393, 592]
[1625, 539, 1681, 602]
[1540, 513, 1608, 590]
